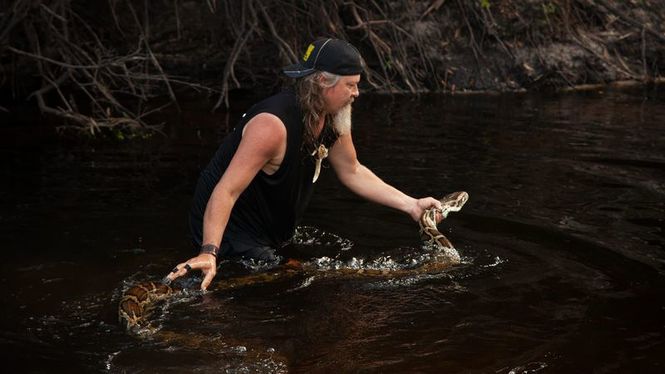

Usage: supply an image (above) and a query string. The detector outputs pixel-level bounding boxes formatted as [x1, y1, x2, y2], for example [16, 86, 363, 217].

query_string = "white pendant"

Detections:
[311, 143, 329, 183]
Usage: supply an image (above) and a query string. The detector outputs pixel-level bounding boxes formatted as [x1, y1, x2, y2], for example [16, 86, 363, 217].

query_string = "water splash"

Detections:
[236, 256, 283, 272]
[482, 256, 507, 268]
[287, 276, 316, 292]
[508, 361, 548, 373]
[304, 245, 460, 274]
[291, 225, 354, 251]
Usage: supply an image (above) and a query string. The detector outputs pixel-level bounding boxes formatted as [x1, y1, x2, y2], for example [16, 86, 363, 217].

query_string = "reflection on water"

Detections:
[1, 86, 665, 372]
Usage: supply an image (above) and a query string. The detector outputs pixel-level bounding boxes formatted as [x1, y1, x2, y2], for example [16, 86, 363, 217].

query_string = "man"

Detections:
[166, 38, 444, 290]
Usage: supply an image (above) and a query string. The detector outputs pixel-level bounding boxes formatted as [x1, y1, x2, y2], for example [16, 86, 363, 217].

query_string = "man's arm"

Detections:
[166, 113, 286, 290]
[201, 113, 286, 249]
[328, 132, 442, 222]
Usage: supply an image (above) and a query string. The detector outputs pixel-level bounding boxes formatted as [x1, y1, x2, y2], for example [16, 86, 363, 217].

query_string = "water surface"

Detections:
[1, 86, 664, 373]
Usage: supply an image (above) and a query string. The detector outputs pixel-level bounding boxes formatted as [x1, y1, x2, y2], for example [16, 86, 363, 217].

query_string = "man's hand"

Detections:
[164, 253, 217, 291]
[409, 197, 444, 223]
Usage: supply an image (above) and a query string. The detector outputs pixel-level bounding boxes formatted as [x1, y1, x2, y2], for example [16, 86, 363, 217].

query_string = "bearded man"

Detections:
[166, 38, 444, 290]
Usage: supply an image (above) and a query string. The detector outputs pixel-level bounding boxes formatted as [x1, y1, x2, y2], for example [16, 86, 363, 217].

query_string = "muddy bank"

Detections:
[2, 0, 664, 131]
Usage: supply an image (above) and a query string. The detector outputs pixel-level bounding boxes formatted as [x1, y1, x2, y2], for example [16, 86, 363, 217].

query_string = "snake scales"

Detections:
[118, 191, 468, 331]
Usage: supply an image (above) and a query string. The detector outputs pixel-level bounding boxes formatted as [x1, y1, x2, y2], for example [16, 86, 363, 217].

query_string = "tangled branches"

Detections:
[2, 0, 665, 134]
[449, 0, 665, 89]
[1, 0, 209, 135]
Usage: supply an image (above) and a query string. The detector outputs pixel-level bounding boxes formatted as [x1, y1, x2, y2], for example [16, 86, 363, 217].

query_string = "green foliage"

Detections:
[480, 0, 491, 9]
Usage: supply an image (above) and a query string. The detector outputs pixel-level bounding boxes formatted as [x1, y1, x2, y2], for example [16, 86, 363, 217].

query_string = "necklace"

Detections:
[311, 143, 329, 183]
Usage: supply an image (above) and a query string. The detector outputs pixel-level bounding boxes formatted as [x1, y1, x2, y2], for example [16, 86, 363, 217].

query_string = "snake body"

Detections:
[418, 191, 469, 264]
[118, 191, 468, 331]
[118, 281, 177, 330]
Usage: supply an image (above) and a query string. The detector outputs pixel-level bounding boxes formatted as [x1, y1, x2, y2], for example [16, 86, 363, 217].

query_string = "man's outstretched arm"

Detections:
[165, 113, 286, 290]
[328, 132, 442, 222]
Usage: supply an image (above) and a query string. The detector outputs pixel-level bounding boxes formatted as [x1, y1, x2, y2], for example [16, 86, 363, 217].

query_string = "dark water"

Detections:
[2, 86, 664, 373]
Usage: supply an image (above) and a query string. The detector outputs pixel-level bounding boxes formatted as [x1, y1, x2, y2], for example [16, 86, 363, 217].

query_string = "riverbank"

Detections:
[2, 0, 664, 133]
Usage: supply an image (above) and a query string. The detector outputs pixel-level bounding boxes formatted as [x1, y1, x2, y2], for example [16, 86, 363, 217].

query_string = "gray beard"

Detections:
[332, 104, 352, 135]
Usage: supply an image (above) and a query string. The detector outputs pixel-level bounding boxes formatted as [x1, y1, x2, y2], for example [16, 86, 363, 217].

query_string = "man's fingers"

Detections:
[164, 262, 190, 282]
[419, 197, 441, 210]
[414, 197, 445, 223]
[428, 197, 444, 223]
[163, 255, 217, 288]
[200, 270, 216, 291]
[430, 197, 443, 210]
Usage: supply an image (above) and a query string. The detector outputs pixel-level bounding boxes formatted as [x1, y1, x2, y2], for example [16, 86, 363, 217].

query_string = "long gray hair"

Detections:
[295, 71, 341, 150]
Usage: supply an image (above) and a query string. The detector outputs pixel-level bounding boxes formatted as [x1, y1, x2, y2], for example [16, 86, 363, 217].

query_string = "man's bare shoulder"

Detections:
[242, 112, 287, 141]
[238, 112, 288, 168]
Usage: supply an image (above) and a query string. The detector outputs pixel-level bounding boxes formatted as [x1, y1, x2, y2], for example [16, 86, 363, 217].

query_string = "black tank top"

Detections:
[189, 90, 338, 248]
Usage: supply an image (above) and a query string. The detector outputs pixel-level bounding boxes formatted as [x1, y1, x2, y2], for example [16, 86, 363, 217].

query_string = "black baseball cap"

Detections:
[283, 38, 363, 78]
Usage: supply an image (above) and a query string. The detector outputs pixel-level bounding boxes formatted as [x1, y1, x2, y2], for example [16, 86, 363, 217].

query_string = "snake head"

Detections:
[438, 191, 469, 218]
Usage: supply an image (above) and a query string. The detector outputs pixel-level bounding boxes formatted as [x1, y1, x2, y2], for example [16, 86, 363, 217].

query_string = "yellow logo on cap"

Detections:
[303, 44, 315, 61]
